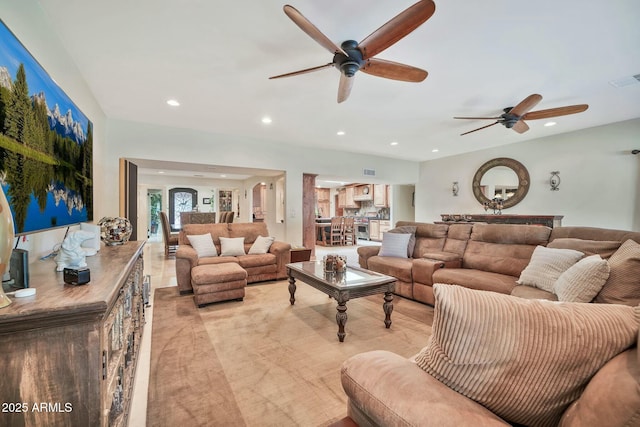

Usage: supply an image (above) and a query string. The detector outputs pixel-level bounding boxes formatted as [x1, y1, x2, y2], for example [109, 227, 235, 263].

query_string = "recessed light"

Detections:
[432, 148, 439, 153]
[220, 174, 227, 178]
[158, 171, 165, 174]
[261, 116, 272, 124]
[337, 131, 345, 136]
[544, 121, 557, 127]
[390, 141, 398, 146]
[166, 99, 180, 107]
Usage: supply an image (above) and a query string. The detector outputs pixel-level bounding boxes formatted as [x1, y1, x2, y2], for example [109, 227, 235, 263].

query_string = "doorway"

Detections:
[148, 190, 162, 241]
[252, 182, 267, 222]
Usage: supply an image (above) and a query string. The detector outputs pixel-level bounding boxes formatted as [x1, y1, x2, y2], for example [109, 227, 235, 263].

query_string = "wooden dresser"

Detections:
[0, 241, 146, 427]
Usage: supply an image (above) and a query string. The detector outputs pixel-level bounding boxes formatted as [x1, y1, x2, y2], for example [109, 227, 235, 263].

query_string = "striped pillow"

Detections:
[553, 255, 610, 302]
[516, 245, 584, 292]
[415, 284, 639, 427]
[378, 232, 412, 258]
[595, 239, 640, 306]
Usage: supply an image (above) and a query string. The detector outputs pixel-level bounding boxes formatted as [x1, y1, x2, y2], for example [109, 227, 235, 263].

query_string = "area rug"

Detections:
[147, 280, 433, 427]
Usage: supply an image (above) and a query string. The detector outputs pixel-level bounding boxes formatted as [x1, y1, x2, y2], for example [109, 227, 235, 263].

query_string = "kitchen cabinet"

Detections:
[0, 241, 146, 427]
[337, 189, 346, 208]
[369, 220, 391, 241]
[373, 184, 388, 207]
[315, 188, 330, 218]
[369, 220, 380, 241]
[379, 220, 391, 235]
[344, 186, 357, 208]
[353, 184, 373, 201]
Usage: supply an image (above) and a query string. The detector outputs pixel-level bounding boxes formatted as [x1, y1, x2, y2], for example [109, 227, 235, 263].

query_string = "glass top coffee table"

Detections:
[286, 261, 396, 342]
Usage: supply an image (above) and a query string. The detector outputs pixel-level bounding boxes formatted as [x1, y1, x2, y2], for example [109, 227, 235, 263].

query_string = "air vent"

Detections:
[363, 168, 376, 177]
[608, 74, 640, 88]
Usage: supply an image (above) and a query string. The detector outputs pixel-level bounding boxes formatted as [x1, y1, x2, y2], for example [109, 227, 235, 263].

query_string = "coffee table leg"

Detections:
[383, 292, 393, 328]
[288, 276, 296, 305]
[336, 301, 347, 342]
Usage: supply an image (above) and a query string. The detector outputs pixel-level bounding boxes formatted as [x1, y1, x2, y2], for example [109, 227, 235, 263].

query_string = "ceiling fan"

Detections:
[454, 94, 589, 136]
[269, 1, 436, 103]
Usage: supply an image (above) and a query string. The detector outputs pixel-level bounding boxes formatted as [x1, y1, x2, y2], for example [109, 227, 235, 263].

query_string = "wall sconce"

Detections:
[269, 183, 273, 190]
[452, 181, 459, 196]
[549, 171, 561, 191]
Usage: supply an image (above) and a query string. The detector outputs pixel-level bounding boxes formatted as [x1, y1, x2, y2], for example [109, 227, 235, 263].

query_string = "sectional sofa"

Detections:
[347, 221, 640, 426]
[358, 221, 640, 306]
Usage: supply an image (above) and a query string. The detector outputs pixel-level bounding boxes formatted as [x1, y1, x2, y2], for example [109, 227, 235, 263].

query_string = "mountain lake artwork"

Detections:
[0, 19, 93, 235]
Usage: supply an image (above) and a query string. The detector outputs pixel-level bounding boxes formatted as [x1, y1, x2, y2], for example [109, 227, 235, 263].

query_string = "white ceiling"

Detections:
[36, 0, 640, 175]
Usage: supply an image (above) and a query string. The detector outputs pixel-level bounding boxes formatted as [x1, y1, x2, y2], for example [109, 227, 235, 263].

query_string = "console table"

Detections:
[0, 241, 146, 427]
[439, 214, 563, 228]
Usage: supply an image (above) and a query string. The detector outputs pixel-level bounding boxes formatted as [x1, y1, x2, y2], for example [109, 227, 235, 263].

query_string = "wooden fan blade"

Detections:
[508, 94, 543, 117]
[358, 0, 436, 59]
[454, 116, 501, 120]
[460, 121, 499, 136]
[337, 74, 355, 103]
[522, 104, 589, 120]
[512, 120, 530, 134]
[283, 5, 347, 56]
[361, 58, 427, 82]
[269, 63, 334, 79]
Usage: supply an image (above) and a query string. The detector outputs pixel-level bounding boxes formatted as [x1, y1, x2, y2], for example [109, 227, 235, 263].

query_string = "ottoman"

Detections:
[191, 263, 247, 307]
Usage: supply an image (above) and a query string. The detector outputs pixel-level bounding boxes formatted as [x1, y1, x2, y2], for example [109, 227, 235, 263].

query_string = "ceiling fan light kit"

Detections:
[270, 0, 436, 103]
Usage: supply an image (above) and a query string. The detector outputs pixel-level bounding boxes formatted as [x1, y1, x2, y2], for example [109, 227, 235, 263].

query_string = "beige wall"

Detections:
[415, 118, 640, 231]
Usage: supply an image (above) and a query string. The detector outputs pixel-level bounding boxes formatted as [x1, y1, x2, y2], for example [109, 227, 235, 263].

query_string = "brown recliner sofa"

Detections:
[175, 222, 291, 294]
[349, 222, 640, 426]
[358, 221, 640, 305]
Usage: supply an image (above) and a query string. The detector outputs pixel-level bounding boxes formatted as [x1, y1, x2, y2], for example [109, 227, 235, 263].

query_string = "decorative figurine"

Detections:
[55, 230, 95, 272]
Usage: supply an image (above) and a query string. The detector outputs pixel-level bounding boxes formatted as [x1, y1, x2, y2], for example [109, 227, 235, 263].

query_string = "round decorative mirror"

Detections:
[472, 157, 530, 209]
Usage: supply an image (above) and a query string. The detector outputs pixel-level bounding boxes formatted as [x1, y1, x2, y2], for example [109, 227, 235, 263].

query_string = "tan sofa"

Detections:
[347, 222, 640, 426]
[175, 222, 291, 294]
[341, 297, 639, 427]
[358, 221, 640, 306]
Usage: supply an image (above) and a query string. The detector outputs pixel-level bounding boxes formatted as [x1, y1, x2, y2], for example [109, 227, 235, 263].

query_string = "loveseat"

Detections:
[175, 222, 291, 295]
[358, 221, 640, 306]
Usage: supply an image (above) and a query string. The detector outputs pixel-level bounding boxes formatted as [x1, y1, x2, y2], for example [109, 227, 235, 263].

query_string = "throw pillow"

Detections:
[378, 232, 412, 258]
[387, 226, 417, 257]
[414, 284, 639, 427]
[553, 255, 610, 302]
[187, 234, 218, 257]
[219, 237, 246, 256]
[248, 235, 275, 255]
[595, 239, 640, 306]
[516, 245, 584, 292]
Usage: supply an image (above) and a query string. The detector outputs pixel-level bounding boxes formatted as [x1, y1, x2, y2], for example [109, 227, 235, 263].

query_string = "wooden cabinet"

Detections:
[379, 220, 391, 236]
[369, 220, 391, 241]
[353, 185, 373, 201]
[373, 184, 388, 207]
[315, 188, 330, 218]
[0, 241, 146, 427]
[369, 220, 380, 241]
[344, 186, 357, 208]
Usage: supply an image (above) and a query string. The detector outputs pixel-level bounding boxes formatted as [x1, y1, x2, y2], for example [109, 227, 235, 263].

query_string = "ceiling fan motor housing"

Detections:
[501, 107, 520, 128]
[333, 40, 364, 77]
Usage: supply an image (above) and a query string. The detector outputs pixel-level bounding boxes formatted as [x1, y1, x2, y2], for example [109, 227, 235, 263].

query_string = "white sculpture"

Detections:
[55, 230, 95, 272]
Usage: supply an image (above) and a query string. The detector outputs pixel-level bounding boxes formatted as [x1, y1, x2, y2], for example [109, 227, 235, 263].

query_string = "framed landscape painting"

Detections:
[0, 19, 93, 235]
